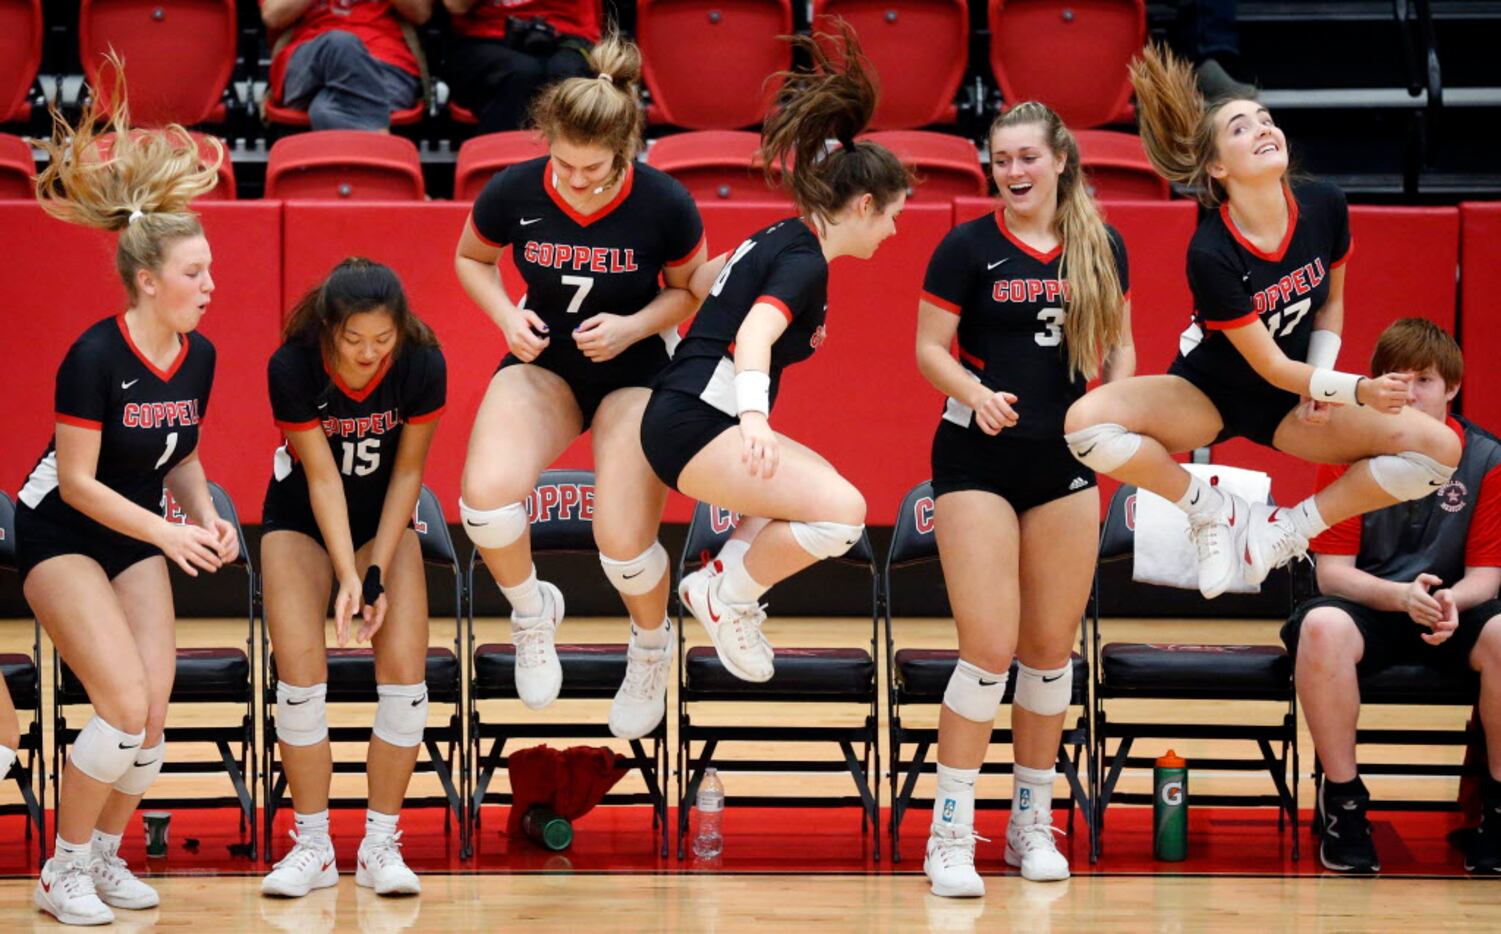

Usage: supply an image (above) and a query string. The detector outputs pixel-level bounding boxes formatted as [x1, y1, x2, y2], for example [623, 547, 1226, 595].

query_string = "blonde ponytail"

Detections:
[530, 29, 645, 180]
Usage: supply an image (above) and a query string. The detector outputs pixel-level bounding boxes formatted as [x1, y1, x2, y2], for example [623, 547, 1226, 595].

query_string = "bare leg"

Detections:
[1294, 607, 1365, 783]
[364, 531, 428, 814]
[1063, 375, 1224, 501]
[591, 388, 671, 630]
[1471, 616, 1501, 781]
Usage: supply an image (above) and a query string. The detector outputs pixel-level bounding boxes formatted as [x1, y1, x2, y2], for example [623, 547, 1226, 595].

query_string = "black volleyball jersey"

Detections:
[19, 315, 215, 524]
[653, 218, 829, 415]
[264, 339, 446, 525]
[470, 158, 705, 383]
[1175, 179, 1352, 394]
[921, 212, 1129, 440]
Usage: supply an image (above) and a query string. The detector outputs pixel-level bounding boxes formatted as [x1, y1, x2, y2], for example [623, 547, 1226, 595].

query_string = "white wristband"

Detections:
[734, 370, 771, 416]
[1307, 329, 1341, 370]
[1308, 367, 1364, 405]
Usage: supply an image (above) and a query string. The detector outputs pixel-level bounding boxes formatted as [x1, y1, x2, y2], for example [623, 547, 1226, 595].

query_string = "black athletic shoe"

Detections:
[1318, 781, 1380, 873]
[1464, 792, 1501, 873]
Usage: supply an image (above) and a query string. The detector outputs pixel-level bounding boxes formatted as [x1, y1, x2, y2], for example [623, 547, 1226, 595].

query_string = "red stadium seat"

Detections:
[863, 130, 985, 202]
[453, 131, 550, 201]
[988, 0, 1145, 129]
[79, 0, 236, 127]
[645, 131, 786, 202]
[264, 99, 426, 128]
[813, 0, 968, 129]
[450, 101, 479, 125]
[0, 133, 35, 198]
[637, 0, 793, 129]
[1075, 129, 1168, 200]
[264, 131, 425, 201]
[0, 0, 42, 125]
[94, 130, 236, 200]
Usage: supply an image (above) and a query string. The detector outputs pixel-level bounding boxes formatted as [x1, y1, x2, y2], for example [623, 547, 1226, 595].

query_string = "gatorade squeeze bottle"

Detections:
[1154, 749, 1188, 861]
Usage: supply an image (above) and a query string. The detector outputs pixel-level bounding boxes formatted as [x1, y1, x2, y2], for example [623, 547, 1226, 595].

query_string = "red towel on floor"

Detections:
[506, 745, 630, 836]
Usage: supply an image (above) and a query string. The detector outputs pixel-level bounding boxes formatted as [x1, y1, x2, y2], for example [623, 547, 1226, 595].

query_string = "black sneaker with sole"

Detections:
[1465, 790, 1501, 873]
[1318, 780, 1380, 873]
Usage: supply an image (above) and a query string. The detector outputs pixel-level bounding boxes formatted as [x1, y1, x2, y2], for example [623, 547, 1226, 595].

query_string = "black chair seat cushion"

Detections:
[685, 646, 874, 695]
[1358, 661, 1479, 704]
[269, 647, 459, 703]
[473, 643, 626, 697]
[1, 653, 38, 704]
[1102, 643, 1290, 698]
[895, 650, 1088, 704]
[61, 648, 250, 704]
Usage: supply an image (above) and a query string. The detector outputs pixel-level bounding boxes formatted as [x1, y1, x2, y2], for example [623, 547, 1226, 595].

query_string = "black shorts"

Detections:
[262, 481, 385, 552]
[15, 505, 162, 582]
[640, 389, 737, 491]
[930, 421, 1096, 511]
[500, 345, 664, 429]
[1282, 594, 1501, 674]
[1169, 358, 1299, 448]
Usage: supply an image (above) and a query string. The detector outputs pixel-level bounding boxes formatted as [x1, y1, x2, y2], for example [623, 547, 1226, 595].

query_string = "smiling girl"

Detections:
[259, 258, 445, 900]
[453, 31, 706, 739]
[915, 101, 1132, 895]
[1063, 44, 1461, 599]
[19, 62, 235, 925]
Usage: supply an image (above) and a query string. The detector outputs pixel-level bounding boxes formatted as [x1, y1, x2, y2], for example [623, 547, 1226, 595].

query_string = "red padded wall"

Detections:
[1460, 203, 1501, 431]
[0, 201, 283, 519]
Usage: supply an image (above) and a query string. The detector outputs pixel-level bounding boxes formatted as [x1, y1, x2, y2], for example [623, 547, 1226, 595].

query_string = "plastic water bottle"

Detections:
[1154, 749, 1189, 861]
[692, 768, 725, 859]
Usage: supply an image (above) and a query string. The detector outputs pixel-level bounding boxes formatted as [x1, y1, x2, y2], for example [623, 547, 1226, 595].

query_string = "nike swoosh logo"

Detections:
[40, 878, 51, 893]
[1268, 508, 1281, 523]
[121, 379, 139, 389]
[317, 402, 329, 409]
[1428, 480, 1444, 487]
[286, 698, 310, 706]
[467, 520, 488, 527]
[705, 587, 721, 623]
[410, 696, 426, 707]
[1078, 444, 1097, 458]
[1322, 390, 1338, 397]
[134, 758, 160, 767]
[1041, 673, 1065, 683]
[987, 258, 1009, 271]
[1228, 501, 1238, 527]
[519, 217, 543, 226]
[118, 742, 140, 749]
[623, 570, 644, 579]
[977, 679, 999, 686]
[1189, 491, 1201, 506]
[321, 859, 335, 872]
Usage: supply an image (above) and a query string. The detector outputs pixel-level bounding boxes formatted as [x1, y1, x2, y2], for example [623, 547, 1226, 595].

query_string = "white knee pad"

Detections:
[460, 499, 529, 550]
[1368, 451, 1455, 502]
[1064, 423, 1142, 474]
[373, 683, 428, 748]
[600, 541, 669, 596]
[943, 659, 1008, 723]
[789, 520, 864, 560]
[70, 716, 146, 785]
[276, 681, 329, 747]
[1014, 662, 1073, 716]
[113, 740, 166, 796]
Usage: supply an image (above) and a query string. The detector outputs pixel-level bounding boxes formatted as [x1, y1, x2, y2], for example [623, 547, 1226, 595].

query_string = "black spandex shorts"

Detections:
[1169, 358, 1300, 448]
[1282, 594, 1501, 674]
[15, 505, 162, 582]
[499, 351, 660, 429]
[260, 503, 384, 553]
[930, 420, 1096, 512]
[640, 389, 738, 491]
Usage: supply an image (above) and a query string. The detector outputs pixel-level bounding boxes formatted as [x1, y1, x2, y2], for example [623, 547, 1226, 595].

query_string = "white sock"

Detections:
[632, 618, 671, 650]
[716, 538, 751, 574]
[1175, 475, 1222, 517]
[90, 828, 122, 856]
[718, 558, 766, 605]
[0, 745, 15, 782]
[54, 835, 91, 865]
[502, 566, 546, 618]
[1287, 496, 1329, 539]
[1012, 764, 1056, 826]
[364, 809, 398, 841]
[934, 763, 979, 830]
[294, 809, 330, 842]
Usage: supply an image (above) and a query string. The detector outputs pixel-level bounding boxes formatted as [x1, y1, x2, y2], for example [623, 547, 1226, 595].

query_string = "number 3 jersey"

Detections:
[262, 339, 446, 544]
[19, 315, 215, 527]
[1174, 178, 1352, 395]
[921, 212, 1129, 440]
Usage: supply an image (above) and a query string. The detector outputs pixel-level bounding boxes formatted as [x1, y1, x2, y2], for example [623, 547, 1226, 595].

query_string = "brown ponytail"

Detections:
[32, 54, 223, 302]
[991, 102, 1124, 380]
[760, 19, 912, 222]
[530, 29, 644, 182]
[1129, 43, 1257, 207]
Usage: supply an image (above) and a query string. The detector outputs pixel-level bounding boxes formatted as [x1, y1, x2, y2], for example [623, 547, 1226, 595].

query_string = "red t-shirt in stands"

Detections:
[1311, 415, 1501, 567]
[265, 0, 420, 104]
[449, 0, 602, 43]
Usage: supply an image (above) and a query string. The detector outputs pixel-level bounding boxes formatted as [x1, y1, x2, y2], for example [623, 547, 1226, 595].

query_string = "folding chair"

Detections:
[468, 469, 670, 857]
[262, 485, 466, 858]
[264, 131, 425, 200]
[675, 501, 882, 859]
[1092, 484, 1299, 861]
[0, 490, 46, 862]
[882, 481, 1093, 862]
[53, 482, 257, 856]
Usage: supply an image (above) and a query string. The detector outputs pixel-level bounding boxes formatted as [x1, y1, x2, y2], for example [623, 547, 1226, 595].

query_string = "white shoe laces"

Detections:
[620, 643, 670, 702]
[362, 832, 409, 872]
[1187, 503, 1232, 563]
[723, 601, 771, 655]
[512, 615, 556, 668]
[54, 858, 103, 902]
[930, 830, 989, 870]
[273, 829, 330, 874]
[90, 848, 140, 889]
[1010, 818, 1067, 855]
[1256, 512, 1309, 568]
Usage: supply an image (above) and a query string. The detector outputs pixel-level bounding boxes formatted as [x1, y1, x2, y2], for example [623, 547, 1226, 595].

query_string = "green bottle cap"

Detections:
[540, 816, 573, 851]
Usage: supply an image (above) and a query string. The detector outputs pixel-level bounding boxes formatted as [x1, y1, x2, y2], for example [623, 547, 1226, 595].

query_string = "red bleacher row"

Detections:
[1, 198, 1494, 525]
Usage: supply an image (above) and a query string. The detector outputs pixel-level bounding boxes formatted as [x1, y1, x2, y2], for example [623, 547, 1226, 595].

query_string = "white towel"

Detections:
[1131, 463, 1272, 593]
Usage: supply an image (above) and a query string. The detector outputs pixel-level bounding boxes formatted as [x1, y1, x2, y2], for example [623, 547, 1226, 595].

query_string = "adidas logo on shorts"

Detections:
[1069, 476, 1089, 491]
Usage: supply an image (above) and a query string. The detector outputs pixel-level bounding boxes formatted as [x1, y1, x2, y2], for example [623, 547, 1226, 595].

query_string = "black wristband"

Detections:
[363, 565, 384, 606]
